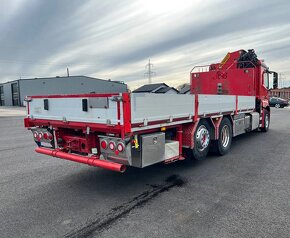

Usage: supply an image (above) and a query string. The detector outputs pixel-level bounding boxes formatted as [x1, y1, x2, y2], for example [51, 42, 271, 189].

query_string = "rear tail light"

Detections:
[43, 132, 53, 141]
[109, 141, 116, 151]
[48, 134, 53, 141]
[38, 132, 43, 140]
[33, 131, 38, 139]
[117, 142, 125, 152]
[33, 130, 53, 142]
[100, 138, 125, 154]
[100, 140, 108, 149]
[43, 132, 48, 140]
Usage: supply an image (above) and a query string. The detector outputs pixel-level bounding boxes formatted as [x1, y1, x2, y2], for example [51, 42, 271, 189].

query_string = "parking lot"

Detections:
[0, 108, 290, 238]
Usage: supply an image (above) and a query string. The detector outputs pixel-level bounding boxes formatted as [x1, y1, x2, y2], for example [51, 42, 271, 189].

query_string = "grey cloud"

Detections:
[0, 0, 290, 86]
[0, 0, 130, 72]
[106, 1, 290, 67]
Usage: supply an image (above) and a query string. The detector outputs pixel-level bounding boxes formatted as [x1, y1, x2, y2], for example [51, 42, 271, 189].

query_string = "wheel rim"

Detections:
[221, 125, 230, 148]
[265, 114, 269, 129]
[196, 125, 210, 151]
[275, 104, 280, 108]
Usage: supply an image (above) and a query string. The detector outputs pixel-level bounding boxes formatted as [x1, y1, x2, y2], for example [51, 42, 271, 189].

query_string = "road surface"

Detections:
[0, 108, 290, 238]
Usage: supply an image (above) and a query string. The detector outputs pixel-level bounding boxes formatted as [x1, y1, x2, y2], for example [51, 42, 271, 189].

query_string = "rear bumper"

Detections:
[35, 147, 126, 173]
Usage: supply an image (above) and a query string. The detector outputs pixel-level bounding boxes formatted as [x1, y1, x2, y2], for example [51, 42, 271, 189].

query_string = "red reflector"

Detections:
[48, 134, 53, 141]
[101, 140, 108, 149]
[109, 141, 115, 150]
[43, 133, 48, 140]
[117, 142, 125, 152]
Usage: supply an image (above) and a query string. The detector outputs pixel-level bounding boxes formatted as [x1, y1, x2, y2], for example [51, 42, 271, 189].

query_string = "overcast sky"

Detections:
[0, 0, 290, 88]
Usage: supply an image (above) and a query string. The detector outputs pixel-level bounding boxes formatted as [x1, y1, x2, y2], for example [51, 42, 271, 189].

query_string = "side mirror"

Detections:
[273, 72, 278, 89]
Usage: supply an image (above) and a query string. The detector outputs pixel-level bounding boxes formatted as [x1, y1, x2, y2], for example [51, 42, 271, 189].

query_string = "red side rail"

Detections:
[24, 118, 124, 134]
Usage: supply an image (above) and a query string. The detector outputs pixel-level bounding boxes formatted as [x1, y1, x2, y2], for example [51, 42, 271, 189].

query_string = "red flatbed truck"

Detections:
[24, 49, 278, 172]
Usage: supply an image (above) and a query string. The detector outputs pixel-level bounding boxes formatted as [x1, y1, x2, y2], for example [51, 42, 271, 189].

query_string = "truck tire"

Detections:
[261, 109, 270, 132]
[212, 117, 232, 156]
[191, 120, 211, 160]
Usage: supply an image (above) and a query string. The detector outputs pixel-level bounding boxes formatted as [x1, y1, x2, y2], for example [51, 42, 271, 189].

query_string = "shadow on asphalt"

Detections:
[56, 130, 267, 237]
[57, 129, 264, 195]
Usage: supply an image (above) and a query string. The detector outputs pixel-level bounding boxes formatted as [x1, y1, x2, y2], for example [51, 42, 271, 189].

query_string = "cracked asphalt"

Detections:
[0, 108, 290, 238]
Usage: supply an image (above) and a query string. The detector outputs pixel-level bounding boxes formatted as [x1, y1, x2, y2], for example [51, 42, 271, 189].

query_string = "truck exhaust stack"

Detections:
[35, 147, 126, 173]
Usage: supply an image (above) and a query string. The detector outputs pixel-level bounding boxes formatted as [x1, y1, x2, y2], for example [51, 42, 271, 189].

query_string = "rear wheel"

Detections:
[191, 120, 211, 160]
[261, 109, 270, 132]
[212, 117, 232, 156]
[275, 103, 280, 108]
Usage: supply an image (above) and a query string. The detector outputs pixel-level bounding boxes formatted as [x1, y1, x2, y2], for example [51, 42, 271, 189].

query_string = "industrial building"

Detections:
[178, 84, 191, 94]
[269, 88, 290, 100]
[0, 76, 127, 106]
[133, 83, 179, 94]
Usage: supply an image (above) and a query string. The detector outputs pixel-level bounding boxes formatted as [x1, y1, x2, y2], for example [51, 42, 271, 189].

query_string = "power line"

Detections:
[144, 59, 155, 84]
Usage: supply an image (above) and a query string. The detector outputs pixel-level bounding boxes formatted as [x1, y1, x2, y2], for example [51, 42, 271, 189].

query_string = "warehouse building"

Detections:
[178, 84, 191, 94]
[133, 83, 179, 94]
[269, 88, 290, 100]
[0, 76, 127, 106]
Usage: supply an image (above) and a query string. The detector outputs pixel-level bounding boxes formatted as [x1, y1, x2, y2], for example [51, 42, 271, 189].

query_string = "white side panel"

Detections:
[131, 93, 195, 124]
[29, 97, 122, 125]
[238, 96, 255, 110]
[198, 95, 236, 115]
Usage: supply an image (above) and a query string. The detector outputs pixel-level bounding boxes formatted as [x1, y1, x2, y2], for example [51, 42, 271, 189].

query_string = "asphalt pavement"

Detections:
[0, 108, 290, 238]
[0, 107, 26, 117]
